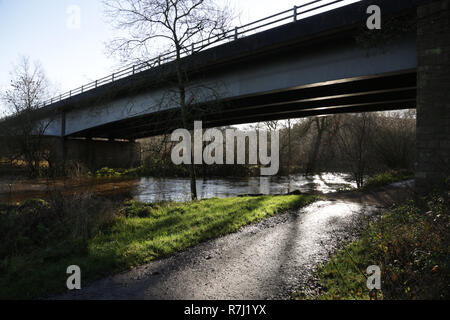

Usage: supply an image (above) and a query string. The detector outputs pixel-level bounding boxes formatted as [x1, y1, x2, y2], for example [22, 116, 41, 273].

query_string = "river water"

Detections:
[133, 173, 355, 202]
[0, 173, 356, 204]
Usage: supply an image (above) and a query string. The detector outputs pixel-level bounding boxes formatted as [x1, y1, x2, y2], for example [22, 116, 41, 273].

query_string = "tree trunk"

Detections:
[287, 119, 291, 176]
[175, 47, 198, 200]
[306, 118, 326, 175]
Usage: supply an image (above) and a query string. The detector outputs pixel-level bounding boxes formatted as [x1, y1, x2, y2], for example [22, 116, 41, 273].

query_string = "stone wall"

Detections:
[416, 0, 450, 189]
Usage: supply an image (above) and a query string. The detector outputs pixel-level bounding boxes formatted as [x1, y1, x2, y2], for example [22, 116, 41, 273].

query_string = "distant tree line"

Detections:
[138, 110, 416, 188]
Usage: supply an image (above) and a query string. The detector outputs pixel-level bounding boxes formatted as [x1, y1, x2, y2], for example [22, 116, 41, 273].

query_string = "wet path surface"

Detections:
[57, 200, 380, 300]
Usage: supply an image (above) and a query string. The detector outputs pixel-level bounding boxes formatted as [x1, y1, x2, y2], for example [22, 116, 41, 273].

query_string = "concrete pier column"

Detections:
[416, 0, 450, 190]
[60, 111, 67, 168]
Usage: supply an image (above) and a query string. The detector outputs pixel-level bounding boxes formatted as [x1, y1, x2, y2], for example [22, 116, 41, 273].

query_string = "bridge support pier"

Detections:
[416, 0, 450, 190]
[47, 137, 141, 172]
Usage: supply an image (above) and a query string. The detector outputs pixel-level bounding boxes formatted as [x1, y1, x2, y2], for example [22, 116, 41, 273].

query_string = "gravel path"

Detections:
[56, 199, 380, 300]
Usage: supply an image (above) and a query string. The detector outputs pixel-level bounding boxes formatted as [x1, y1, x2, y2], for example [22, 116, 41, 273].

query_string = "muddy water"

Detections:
[0, 173, 355, 204]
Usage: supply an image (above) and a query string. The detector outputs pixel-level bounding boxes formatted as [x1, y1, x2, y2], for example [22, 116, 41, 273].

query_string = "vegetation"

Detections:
[363, 170, 414, 190]
[137, 157, 259, 178]
[0, 194, 316, 299]
[295, 187, 449, 300]
[0, 56, 54, 178]
[136, 111, 416, 187]
[95, 167, 138, 178]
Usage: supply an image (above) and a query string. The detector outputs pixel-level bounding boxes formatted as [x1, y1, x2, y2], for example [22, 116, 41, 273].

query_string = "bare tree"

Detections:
[306, 117, 330, 175]
[263, 120, 279, 132]
[280, 118, 312, 173]
[372, 111, 416, 170]
[336, 113, 375, 189]
[103, 0, 234, 200]
[285, 119, 292, 175]
[277, 119, 298, 175]
[1, 56, 52, 177]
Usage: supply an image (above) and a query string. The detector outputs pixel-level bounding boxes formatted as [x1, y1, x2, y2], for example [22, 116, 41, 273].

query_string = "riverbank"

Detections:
[0, 194, 316, 299]
[0, 176, 138, 204]
[325, 179, 415, 207]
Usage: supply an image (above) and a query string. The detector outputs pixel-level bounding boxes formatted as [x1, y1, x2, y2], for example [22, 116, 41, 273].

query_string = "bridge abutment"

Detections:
[47, 137, 141, 172]
[416, 0, 450, 190]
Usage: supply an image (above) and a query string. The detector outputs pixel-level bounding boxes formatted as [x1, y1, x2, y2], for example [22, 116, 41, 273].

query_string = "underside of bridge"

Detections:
[68, 70, 417, 140]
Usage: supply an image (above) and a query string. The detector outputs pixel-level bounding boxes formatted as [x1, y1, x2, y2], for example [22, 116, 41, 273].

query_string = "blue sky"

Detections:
[0, 0, 360, 113]
[0, 0, 116, 96]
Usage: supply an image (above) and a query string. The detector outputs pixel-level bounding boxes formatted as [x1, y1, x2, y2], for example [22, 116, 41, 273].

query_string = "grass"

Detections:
[0, 194, 316, 300]
[362, 170, 414, 190]
[294, 189, 449, 300]
[95, 167, 139, 178]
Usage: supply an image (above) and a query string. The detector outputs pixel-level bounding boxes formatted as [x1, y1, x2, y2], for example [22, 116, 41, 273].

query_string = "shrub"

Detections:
[95, 167, 139, 178]
[0, 194, 118, 259]
[363, 170, 414, 189]
[122, 200, 155, 218]
[65, 161, 92, 178]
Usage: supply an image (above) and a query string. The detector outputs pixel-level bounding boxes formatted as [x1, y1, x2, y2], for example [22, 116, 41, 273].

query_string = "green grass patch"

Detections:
[95, 167, 139, 178]
[363, 170, 414, 190]
[295, 191, 449, 300]
[0, 194, 316, 299]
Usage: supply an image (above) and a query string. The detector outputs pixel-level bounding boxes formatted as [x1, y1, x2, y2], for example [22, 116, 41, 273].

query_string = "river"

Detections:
[0, 173, 356, 204]
[133, 173, 355, 202]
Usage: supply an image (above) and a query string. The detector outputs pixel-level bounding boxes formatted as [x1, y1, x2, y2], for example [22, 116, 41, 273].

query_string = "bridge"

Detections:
[3, 0, 450, 188]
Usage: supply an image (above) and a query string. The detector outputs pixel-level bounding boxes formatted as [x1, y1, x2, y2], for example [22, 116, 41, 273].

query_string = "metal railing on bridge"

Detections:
[41, 0, 355, 108]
